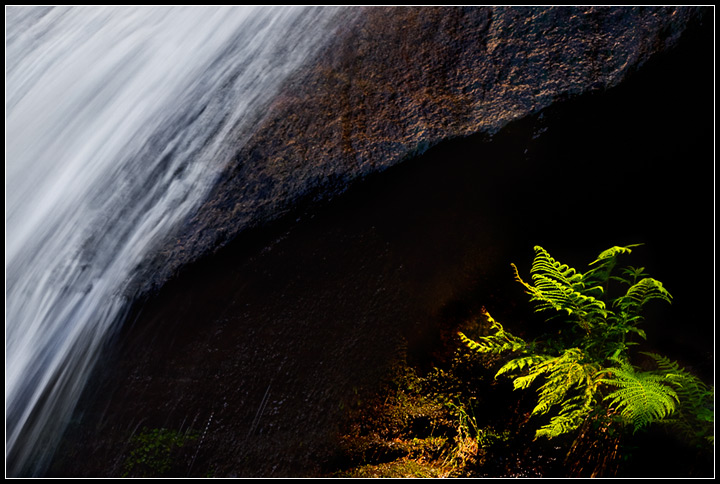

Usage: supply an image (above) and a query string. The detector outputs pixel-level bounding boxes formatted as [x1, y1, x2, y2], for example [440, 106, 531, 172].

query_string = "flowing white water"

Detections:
[5, 6, 350, 475]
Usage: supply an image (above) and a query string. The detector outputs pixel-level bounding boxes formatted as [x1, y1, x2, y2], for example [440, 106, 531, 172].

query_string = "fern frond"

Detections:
[530, 246, 585, 289]
[495, 354, 550, 379]
[531, 348, 597, 416]
[584, 244, 643, 285]
[534, 393, 594, 439]
[613, 278, 672, 311]
[535, 274, 607, 316]
[497, 346, 601, 440]
[589, 245, 642, 266]
[513, 260, 606, 322]
[600, 362, 678, 432]
[459, 310, 528, 356]
[642, 352, 681, 373]
[641, 352, 711, 402]
[639, 352, 714, 446]
[535, 411, 588, 440]
[507, 351, 569, 392]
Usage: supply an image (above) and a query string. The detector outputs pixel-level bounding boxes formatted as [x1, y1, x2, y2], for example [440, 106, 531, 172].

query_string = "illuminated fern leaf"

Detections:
[459, 332, 485, 353]
[600, 363, 678, 432]
[642, 352, 708, 397]
[459, 328, 527, 356]
[640, 352, 714, 446]
[509, 355, 559, 391]
[513, 260, 606, 321]
[584, 244, 643, 285]
[536, 411, 587, 439]
[495, 354, 550, 379]
[535, 393, 594, 439]
[534, 274, 606, 316]
[513, 372, 541, 391]
[530, 349, 600, 439]
[590, 245, 641, 265]
[531, 349, 595, 416]
[614, 278, 672, 311]
[530, 246, 585, 288]
[459, 309, 528, 356]
[643, 352, 683, 374]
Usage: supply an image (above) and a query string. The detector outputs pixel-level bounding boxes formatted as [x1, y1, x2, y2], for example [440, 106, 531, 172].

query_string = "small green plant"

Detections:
[122, 427, 198, 477]
[460, 245, 713, 448]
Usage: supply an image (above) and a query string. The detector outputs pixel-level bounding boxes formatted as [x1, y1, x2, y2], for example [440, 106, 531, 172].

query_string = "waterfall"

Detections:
[5, 6, 350, 476]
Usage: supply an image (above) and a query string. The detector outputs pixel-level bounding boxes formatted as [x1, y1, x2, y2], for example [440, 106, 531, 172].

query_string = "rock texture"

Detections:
[140, 5, 709, 295]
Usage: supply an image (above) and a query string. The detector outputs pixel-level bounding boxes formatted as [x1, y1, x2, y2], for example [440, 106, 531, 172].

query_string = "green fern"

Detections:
[513, 247, 608, 324]
[584, 244, 643, 287]
[458, 308, 528, 355]
[641, 352, 714, 446]
[599, 361, 679, 432]
[644, 352, 710, 397]
[503, 348, 602, 440]
[495, 354, 551, 380]
[613, 278, 672, 312]
[529, 349, 599, 414]
[535, 393, 596, 439]
[460, 244, 712, 448]
[530, 246, 586, 290]
[589, 245, 641, 265]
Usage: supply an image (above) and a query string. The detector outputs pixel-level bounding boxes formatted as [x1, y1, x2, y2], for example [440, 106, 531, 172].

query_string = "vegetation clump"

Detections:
[122, 427, 199, 477]
[331, 244, 713, 478]
[460, 245, 714, 476]
[328, 348, 560, 478]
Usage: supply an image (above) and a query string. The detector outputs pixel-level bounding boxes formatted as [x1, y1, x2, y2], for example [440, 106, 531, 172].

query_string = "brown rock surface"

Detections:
[139, 6, 707, 295]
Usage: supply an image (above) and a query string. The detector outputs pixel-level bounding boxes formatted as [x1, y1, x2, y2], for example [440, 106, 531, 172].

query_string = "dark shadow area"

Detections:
[50, 12, 713, 478]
